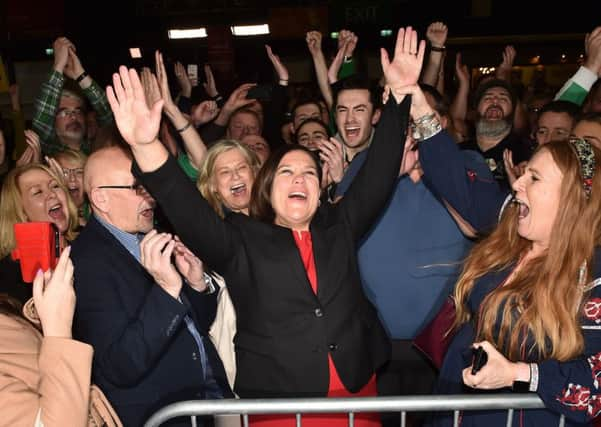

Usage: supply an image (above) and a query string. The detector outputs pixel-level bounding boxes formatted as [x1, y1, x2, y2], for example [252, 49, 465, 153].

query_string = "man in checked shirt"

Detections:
[32, 37, 113, 155]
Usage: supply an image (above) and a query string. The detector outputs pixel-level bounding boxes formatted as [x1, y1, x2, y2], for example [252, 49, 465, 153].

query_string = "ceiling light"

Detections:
[380, 29, 393, 37]
[168, 28, 208, 39]
[230, 24, 270, 36]
[330, 32, 339, 39]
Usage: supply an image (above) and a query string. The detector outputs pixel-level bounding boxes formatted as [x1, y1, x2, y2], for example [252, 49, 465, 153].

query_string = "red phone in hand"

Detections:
[11, 222, 60, 283]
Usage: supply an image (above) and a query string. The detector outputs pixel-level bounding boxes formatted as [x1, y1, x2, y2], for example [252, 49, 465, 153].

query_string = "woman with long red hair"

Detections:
[429, 137, 601, 427]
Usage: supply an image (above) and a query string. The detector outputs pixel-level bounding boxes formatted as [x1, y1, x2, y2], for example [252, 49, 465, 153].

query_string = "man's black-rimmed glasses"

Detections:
[97, 181, 147, 196]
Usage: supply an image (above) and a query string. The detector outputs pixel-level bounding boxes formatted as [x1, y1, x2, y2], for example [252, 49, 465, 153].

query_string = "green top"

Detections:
[177, 152, 200, 181]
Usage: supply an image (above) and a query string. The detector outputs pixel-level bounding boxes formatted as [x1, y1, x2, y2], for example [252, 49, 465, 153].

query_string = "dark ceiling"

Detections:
[2, 0, 600, 87]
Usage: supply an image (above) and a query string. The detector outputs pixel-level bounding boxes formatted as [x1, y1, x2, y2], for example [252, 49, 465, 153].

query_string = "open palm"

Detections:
[106, 66, 163, 146]
[380, 27, 425, 90]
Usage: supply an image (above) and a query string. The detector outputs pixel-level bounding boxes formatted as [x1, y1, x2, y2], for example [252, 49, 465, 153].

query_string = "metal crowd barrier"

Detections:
[144, 394, 566, 427]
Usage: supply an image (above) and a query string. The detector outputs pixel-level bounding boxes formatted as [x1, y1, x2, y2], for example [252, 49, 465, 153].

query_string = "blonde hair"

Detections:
[53, 147, 88, 166]
[454, 141, 601, 362]
[0, 164, 79, 259]
[196, 140, 261, 218]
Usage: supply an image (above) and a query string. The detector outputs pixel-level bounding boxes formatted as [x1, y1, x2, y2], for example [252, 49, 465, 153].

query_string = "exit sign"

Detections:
[330, 0, 395, 30]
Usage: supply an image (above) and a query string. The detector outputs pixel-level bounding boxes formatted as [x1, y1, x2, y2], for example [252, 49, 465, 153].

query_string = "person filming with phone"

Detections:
[0, 248, 121, 426]
[0, 163, 79, 305]
[429, 138, 601, 427]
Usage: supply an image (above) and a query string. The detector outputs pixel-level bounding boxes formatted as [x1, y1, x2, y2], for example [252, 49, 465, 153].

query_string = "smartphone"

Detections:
[246, 84, 273, 101]
[187, 64, 199, 87]
[11, 222, 60, 283]
[471, 346, 488, 375]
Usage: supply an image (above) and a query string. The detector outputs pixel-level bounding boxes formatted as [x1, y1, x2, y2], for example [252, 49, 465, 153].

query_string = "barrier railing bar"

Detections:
[144, 394, 548, 427]
[453, 410, 460, 427]
[400, 411, 406, 427]
[506, 408, 514, 427]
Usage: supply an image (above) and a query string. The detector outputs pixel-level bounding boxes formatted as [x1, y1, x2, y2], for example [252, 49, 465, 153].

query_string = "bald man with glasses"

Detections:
[70, 146, 232, 426]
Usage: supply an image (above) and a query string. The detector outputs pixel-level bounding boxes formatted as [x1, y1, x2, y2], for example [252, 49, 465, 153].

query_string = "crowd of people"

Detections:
[1, 19, 601, 427]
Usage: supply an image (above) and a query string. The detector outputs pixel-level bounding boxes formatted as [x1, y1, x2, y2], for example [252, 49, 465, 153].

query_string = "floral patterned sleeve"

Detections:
[536, 278, 601, 423]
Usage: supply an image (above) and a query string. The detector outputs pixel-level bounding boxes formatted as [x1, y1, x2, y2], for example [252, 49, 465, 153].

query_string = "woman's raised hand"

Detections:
[106, 66, 163, 147]
[380, 27, 426, 103]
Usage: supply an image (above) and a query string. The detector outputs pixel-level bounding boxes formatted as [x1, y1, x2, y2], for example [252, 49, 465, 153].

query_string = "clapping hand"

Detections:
[265, 45, 289, 83]
[140, 230, 182, 299]
[318, 137, 345, 186]
[203, 64, 219, 98]
[173, 236, 207, 292]
[174, 61, 193, 97]
[191, 100, 219, 126]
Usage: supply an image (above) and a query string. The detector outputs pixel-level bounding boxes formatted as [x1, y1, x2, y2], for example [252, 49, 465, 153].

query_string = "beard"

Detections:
[57, 122, 85, 141]
[476, 117, 512, 139]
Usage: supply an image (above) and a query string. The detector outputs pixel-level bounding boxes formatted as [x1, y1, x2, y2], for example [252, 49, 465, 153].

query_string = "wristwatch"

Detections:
[412, 113, 442, 142]
[202, 272, 216, 294]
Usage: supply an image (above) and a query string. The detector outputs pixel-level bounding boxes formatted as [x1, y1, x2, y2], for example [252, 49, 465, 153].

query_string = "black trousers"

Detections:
[377, 339, 437, 427]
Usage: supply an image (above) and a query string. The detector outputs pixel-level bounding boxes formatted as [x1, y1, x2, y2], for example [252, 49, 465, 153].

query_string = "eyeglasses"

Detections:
[62, 168, 84, 179]
[97, 181, 147, 196]
[56, 108, 84, 119]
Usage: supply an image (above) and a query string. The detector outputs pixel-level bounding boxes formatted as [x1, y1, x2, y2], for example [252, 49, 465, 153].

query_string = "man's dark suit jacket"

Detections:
[134, 96, 410, 398]
[71, 216, 232, 426]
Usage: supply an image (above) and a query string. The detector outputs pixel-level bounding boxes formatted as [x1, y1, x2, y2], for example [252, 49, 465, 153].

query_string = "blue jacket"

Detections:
[340, 130, 491, 339]
[418, 129, 510, 233]
[430, 248, 601, 427]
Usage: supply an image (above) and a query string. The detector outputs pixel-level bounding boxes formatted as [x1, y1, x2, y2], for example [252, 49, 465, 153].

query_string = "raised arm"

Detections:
[339, 27, 419, 241]
[494, 46, 529, 135]
[555, 26, 601, 105]
[64, 46, 113, 128]
[212, 83, 256, 129]
[328, 35, 349, 85]
[449, 52, 471, 142]
[337, 30, 358, 81]
[421, 22, 448, 88]
[174, 61, 193, 99]
[106, 66, 238, 271]
[306, 31, 333, 110]
[264, 45, 290, 146]
[495, 45, 516, 82]
[155, 51, 209, 170]
[418, 125, 508, 233]
[33, 38, 71, 152]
